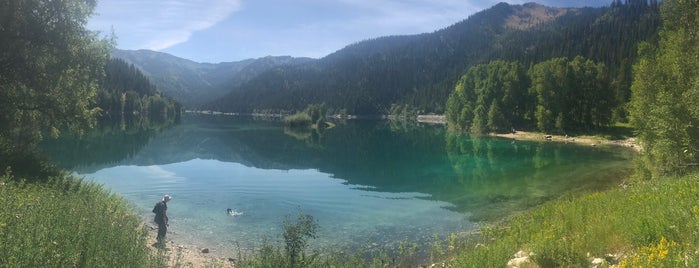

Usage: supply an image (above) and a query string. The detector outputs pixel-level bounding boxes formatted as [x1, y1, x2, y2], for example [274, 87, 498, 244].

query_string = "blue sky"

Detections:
[88, 0, 611, 63]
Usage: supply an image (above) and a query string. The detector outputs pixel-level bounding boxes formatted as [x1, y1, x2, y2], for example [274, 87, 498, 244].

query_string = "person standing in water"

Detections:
[152, 194, 171, 245]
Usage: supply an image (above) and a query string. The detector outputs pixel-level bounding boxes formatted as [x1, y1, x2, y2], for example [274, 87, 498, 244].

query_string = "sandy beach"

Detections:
[492, 130, 640, 152]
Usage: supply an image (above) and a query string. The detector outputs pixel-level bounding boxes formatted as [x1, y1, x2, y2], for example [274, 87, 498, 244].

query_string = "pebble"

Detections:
[201, 248, 210, 253]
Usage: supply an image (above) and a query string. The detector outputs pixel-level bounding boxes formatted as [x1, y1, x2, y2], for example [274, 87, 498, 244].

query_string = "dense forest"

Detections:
[203, 1, 660, 118]
[446, 57, 614, 134]
[99, 58, 181, 119]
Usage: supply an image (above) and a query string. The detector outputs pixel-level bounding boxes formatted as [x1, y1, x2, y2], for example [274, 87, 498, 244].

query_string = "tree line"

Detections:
[446, 57, 614, 134]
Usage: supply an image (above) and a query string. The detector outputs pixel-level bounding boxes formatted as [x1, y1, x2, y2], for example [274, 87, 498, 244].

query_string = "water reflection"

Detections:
[40, 115, 634, 222]
[444, 133, 633, 220]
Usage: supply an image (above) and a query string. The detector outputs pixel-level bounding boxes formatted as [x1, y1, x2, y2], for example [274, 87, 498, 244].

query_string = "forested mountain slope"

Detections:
[112, 49, 313, 107]
[207, 1, 660, 116]
[98, 58, 180, 118]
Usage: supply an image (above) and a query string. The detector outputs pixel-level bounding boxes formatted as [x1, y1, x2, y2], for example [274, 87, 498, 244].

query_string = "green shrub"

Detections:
[284, 112, 312, 127]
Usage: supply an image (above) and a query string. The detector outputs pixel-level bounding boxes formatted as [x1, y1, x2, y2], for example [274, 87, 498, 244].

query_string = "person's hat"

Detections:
[163, 194, 172, 201]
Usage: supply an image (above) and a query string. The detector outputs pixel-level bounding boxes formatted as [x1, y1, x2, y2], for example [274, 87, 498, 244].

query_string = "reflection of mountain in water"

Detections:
[40, 115, 634, 221]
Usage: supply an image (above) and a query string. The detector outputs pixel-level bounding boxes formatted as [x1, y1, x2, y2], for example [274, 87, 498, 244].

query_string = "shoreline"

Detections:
[144, 222, 237, 267]
[492, 130, 640, 152]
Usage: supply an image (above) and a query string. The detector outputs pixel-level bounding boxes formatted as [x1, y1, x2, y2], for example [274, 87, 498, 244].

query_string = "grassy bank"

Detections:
[0, 171, 161, 267]
[236, 172, 699, 267]
[445, 172, 699, 267]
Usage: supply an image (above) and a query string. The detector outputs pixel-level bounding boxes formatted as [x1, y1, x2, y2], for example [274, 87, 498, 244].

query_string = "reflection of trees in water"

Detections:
[444, 133, 631, 221]
[41, 116, 631, 222]
[39, 115, 177, 171]
[283, 127, 324, 149]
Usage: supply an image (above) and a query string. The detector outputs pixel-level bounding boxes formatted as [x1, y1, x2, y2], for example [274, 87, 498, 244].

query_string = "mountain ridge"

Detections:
[112, 49, 313, 107]
[114, 1, 660, 116]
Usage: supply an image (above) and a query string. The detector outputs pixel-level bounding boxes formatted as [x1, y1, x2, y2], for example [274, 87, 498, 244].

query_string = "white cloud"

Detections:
[89, 0, 241, 50]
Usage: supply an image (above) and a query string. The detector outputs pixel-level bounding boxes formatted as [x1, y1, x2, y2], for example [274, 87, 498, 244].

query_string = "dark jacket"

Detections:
[153, 201, 168, 224]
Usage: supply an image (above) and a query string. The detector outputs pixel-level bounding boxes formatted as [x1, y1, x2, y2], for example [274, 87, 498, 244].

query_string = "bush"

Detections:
[241, 211, 319, 268]
[284, 112, 312, 127]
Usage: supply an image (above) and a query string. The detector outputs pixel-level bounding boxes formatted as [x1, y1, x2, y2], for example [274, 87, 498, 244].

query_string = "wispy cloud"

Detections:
[90, 0, 612, 62]
[89, 0, 241, 50]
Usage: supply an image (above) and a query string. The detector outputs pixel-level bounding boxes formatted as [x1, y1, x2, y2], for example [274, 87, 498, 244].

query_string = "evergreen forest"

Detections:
[203, 0, 660, 119]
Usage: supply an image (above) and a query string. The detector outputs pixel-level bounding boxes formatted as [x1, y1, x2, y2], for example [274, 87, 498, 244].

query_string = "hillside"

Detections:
[112, 49, 313, 107]
[206, 1, 659, 115]
[113, 2, 660, 116]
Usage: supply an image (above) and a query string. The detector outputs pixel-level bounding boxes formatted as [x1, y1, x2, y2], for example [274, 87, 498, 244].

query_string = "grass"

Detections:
[0, 170, 163, 267]
[445, 172, 699, 267]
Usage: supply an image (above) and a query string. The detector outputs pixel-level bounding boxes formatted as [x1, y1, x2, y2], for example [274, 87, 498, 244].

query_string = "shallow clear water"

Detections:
[40, 115, 634, 256]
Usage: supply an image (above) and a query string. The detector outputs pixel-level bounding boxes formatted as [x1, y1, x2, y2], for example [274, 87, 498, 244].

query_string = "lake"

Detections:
[40, 115, 635, 256]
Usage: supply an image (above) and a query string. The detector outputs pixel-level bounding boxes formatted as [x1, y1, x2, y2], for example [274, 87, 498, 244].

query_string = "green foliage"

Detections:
[99, 58, 182, 120]
[285, 104, 329, 129]
[487, 100, 508, 133]
[446, 57, 614, 134]
[283, 211, 319, 267]
[446, 172, 699, 267]
[240, 211, 319, 268]
[304, 103, 328, 129]
[0, 172, 159, 267]
[446, 60, 528, 134]
[0, 0, 111, 155]
[529, 56, 615, 133]
[630, 0, 699, 178]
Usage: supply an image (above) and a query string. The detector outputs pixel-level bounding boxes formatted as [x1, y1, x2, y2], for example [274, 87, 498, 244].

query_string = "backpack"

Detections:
[152, 202, 162, 214]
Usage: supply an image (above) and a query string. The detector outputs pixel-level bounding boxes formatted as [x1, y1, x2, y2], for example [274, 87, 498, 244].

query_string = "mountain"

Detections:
[205, 1, 659, 115]
[111, 49, 313, 107]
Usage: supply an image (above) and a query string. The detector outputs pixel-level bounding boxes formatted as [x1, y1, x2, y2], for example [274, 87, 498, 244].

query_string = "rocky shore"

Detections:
[145, 223, 237, 267]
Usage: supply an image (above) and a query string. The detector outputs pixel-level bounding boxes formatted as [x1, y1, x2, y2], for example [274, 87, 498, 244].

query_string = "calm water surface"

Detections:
[40, 115, 635, 255]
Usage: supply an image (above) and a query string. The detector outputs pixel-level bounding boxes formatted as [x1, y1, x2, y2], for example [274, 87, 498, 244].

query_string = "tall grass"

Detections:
[0, 171, 160, 267]
[447, 172, 699, 267]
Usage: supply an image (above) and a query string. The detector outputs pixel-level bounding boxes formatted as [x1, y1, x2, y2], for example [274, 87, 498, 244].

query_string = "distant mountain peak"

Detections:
[505, 2, 573, 30]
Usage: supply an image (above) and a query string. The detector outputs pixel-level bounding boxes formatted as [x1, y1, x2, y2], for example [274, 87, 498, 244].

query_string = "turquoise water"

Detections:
[40, 115, 634, 256]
